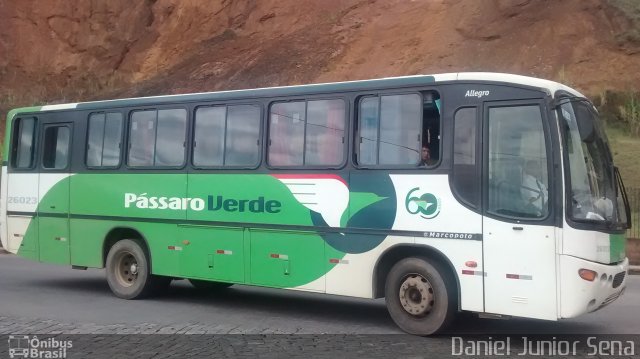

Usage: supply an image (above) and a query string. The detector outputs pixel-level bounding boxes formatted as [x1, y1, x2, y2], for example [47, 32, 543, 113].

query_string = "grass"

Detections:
[607, 125, 640, 189]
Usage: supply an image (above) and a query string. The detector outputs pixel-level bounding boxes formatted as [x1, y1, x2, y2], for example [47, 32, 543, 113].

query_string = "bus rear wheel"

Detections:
[106, 239, 169, 299]
[384, 257, 455, 335]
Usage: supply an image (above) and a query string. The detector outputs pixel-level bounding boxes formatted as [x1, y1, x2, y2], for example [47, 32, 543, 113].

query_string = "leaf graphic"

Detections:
[340, 192, 387, 227]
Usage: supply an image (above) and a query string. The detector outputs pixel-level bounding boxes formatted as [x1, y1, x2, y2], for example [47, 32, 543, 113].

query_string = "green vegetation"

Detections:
[594, 90, 640, 188]
[618, 92, 640, 136]
[607, 125, 640, 189]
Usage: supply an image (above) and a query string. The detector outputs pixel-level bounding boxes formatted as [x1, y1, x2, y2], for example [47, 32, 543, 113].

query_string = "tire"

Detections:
[384, 257, 456, 335]
[106, 239, 169, 299]
[188, 279, 233, 291]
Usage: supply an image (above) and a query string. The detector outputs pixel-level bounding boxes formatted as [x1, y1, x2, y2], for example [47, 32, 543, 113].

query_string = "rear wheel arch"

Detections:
[372, 244, 460, 307]
[102, 227, 151, 271]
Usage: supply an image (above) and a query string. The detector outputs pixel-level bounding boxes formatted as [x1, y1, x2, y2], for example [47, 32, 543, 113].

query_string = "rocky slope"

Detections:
[1, 0, 639, 106]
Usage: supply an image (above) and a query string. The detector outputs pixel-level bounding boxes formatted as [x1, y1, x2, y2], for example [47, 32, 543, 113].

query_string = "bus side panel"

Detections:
[322, 174, 484, 312]
[323, 171, 398, 297]
[38, 216, 70, 265]
[69, 218, 182, 276]
[69, 173, 186, 275]
[178, 225, 245, 283]
[249, 229, 326, 292]
[37, 174, 70, 265]
[7, 172, 40, 257]
[391, 174, 484, 312]
[10, 217, 39, 261]
[324, 235, 413, 298]
[1, 166, 8, 251]
[414, 239, 484, 312]
[133, 222, 181, 277]
[69, 218, 109, 268]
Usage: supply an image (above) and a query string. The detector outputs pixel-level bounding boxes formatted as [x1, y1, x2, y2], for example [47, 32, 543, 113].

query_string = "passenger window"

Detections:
[194, 107, 225, 166]
[305, 99, 345, 165]
[357, 92, 440, 167]
[358, 97, 379, 165]
[11, 117, 36, 169]
[268, 99, 345, 166]
[42, 126, 70, 170]
[87, 112, 123, 167]
[225, 105, 261, 166]
[193, 104, 260, 167]
[128, 109, 187, 167]
[453, 108, 479, 207]
[487, 105, 549, 219]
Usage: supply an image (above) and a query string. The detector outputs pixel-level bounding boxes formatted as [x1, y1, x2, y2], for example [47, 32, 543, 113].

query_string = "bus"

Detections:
[0, 73, 631, 335]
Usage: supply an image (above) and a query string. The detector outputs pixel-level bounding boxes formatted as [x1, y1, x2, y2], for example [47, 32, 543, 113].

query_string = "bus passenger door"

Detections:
[37, 123, 72, 265]
[482, 101, 557, 320]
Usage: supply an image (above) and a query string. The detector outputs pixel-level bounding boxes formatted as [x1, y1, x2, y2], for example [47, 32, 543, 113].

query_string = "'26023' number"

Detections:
[7, 196, 38, 205]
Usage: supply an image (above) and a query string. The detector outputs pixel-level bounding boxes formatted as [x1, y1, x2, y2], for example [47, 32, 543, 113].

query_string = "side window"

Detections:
[42, 126, 70, 170]
[86, 112, 123, 167]
[226, 105, 261, 166]
[453, 108, 479, 207]
[11, 117, 36, 169]
[268, 99, 345, 166]
[487, 105, 549, 219]
[193, 104, 260, 167]
[357, 92, 440, 167]
[128, 109, 187, 167]
[305, 100, 345, 165]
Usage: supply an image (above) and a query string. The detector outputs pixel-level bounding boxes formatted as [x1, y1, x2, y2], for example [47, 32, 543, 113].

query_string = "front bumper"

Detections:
[559, 255, 628, 318]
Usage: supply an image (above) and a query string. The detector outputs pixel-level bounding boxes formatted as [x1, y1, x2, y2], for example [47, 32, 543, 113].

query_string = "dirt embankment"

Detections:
[1, 0, 639, 105]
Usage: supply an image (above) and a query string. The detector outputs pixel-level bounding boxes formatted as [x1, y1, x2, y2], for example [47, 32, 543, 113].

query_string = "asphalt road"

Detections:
[1, 253, 640, 358]
[1, 253, 638, 336]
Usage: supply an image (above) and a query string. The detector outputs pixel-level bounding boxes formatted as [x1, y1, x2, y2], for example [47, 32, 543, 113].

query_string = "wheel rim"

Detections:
[398, 273, 434, 317]
[113, 251, 139, 288]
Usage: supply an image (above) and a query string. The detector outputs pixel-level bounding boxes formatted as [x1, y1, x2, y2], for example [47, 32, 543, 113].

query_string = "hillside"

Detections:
[1, 0, 640, 105]
[2, 0, 640, 188]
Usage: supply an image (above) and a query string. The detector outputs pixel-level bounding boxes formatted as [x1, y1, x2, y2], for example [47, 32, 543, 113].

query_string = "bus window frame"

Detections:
[265, 95, 350, 170]
[10, 116, 39, 171]
[125, 106, 190, 170]
[85, 111, 124, 170]
[450, 106, 481, 209]
[481, 98, 557, 226]
[555, 91, 625, 234]
[353, 90, 442, 170]
[40, 122, 73, 173]
[191, 102, 263, 170]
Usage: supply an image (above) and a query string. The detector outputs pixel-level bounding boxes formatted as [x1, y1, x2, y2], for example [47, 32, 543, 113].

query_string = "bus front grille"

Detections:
[612, 271, 626, 289]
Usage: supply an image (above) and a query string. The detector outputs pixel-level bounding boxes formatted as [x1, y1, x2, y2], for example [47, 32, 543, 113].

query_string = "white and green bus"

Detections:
[0, 73, 631, 335]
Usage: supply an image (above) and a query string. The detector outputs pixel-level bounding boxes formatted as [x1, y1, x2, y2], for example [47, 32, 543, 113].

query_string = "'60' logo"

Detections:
[405, 187, 441, 219]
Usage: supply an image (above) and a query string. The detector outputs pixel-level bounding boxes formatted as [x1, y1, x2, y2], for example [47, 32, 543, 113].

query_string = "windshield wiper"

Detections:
[615, 166, 632, 229]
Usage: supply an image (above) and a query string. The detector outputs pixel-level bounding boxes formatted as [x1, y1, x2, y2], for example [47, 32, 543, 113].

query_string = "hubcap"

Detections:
[114, 252, 139, 287]
[398, 274, 434, 317]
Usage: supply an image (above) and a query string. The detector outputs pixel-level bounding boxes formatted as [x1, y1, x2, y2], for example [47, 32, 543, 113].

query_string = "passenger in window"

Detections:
[521, 160, 547, 214]
[417, 146, 436, 167]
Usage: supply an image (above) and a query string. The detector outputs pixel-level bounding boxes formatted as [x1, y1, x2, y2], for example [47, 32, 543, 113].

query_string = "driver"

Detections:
[521, 160, 548, 214]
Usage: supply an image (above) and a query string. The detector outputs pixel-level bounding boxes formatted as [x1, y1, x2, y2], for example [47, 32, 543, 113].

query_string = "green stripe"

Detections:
[610, 233, 626, 263]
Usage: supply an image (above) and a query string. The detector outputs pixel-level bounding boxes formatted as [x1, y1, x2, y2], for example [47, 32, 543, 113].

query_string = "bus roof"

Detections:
[15, 72, 585, 114]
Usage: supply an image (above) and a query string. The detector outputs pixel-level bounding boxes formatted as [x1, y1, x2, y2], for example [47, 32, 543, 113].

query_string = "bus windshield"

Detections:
[559, 99, 629, 229]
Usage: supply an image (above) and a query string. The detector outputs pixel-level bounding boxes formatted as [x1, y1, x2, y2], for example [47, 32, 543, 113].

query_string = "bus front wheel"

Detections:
[384, 257, 456, 335]
[106, 239, 169, 299]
